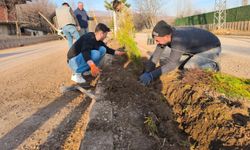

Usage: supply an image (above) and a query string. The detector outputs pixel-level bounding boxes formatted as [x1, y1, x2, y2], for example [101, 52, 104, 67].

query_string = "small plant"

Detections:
[144, 116, 158, 136]
[117, 3, 141, 63]
[104, 0, 141, 64]
[179, 140, 190, 147]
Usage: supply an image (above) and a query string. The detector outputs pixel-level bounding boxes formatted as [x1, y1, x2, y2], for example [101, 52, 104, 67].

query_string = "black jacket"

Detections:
[67, 32, 115, 61]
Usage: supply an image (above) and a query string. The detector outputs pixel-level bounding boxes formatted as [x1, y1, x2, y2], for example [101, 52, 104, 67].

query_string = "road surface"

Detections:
[0, 40, 91, 149]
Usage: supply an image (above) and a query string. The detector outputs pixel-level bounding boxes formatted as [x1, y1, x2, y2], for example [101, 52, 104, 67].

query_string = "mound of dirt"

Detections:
[99, 56, 190, 149]
[160, 69, 250, 149]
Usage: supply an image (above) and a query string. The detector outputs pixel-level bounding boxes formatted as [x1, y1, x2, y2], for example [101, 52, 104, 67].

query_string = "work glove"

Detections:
[139, 72, 153, 86]
[90, 63, 100, 77]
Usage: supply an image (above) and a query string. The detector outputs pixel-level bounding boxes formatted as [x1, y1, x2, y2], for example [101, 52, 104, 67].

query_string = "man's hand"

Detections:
[139, 72, 153, 86]
[87, 61, 101, 77]
[76, 26, 81, 31]
[115, 51, 126, 56]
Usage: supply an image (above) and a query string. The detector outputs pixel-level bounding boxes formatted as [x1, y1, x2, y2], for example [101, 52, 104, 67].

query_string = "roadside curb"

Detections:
[80, 55, 114, 150]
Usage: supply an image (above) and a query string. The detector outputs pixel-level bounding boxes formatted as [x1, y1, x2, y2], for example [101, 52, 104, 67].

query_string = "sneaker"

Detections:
[82, 71, 91, 76]
[71, 73, 86, 83]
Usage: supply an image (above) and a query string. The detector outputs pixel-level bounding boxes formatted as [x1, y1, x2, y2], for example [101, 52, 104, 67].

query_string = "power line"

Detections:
[214, 0, 227, 29]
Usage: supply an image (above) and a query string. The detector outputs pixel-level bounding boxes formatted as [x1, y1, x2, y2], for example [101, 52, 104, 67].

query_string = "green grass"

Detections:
[212, 73, 250, 100]
[144, 116, 158, 136]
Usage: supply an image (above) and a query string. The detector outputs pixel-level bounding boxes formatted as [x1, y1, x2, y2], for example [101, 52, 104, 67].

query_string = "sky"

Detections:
[52, 0, 249, 16]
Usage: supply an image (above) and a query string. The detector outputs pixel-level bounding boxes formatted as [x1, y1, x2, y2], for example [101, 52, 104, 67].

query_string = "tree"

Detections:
[104, 0, 130, 37]
[16, 0, 55, 33]
[104, 0, 141, 64]
[176, 0, 193, 17]
[134, 0, 164, 29]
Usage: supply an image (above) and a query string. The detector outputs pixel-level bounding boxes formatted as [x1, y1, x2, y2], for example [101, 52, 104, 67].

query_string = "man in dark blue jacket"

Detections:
[139, 20, 221, 86]
[74, 1, 94, 36]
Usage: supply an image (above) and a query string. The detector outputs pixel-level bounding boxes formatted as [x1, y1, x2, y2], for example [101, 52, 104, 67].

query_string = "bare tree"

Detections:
[68, 0, 76, 10]
[176, 0, 193, 17]
[16, 0, 55, 32]
[134, 0, 164, 29]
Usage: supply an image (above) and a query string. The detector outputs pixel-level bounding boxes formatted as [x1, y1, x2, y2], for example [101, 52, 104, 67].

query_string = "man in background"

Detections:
[51, 2, 81, 48]
[74, 1, 94, 36]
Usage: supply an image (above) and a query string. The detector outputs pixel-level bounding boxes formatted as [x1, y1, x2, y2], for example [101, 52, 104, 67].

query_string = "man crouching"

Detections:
[67, 23, 125, 83]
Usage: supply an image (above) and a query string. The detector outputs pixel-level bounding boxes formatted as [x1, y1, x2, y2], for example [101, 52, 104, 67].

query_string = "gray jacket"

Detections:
[55, 6, 79, 29]
[146, 27, 221, 78]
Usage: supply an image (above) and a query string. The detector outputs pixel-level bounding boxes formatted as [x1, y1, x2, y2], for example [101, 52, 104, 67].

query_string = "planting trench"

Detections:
[81, 54, 250, 149]
[161, 69, 250, 149]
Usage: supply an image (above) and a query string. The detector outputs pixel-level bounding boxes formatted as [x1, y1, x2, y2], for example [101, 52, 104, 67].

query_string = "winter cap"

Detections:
[152, 20, 173, 37]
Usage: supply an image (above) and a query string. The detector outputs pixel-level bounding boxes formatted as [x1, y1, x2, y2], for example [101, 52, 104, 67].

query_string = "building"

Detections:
[0, 0, 31, 35]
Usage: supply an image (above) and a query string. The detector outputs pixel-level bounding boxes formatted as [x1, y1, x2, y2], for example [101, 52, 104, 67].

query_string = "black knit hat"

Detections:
[152, 20, 173, 37]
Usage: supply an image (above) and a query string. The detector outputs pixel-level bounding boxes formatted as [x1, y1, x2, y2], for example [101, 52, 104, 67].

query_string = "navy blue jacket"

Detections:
[74, 8, 93, 28]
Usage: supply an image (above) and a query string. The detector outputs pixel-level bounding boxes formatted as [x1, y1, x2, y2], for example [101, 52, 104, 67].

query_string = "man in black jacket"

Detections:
[139, 20, 221, 86]
[68, 23, 125, 83]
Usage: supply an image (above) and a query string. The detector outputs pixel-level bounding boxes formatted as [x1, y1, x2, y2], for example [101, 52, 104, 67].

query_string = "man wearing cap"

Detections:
[67, 23, 126, 83]
[139, 20, 221, 86]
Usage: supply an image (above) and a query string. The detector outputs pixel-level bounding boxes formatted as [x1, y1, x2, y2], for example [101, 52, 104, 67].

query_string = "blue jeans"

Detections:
[157, 46, 221, 71]
[62, 25, 80, 48]
[68, 46, 107, 74]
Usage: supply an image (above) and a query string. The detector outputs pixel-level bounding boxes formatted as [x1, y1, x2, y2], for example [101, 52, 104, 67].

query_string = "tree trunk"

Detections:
[113, 11, 117, 38]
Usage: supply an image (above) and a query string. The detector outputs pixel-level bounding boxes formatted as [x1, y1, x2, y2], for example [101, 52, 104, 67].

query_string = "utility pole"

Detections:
[214, 0, 227, 29]
[242, 0, 248, 6]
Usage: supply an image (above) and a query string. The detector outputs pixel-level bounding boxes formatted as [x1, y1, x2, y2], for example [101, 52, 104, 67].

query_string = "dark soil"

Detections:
[161, 69, 250, 149]
[100, 56, 190, 150]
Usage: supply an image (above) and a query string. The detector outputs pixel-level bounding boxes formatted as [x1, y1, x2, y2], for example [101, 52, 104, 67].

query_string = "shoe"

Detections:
[82, 71, 91, 76]
[71, 73, 86, 83]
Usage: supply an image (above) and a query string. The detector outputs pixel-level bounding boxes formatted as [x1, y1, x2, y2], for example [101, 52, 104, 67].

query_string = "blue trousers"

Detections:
[62, 25, 80, 48]
[68, 46, 106, 74]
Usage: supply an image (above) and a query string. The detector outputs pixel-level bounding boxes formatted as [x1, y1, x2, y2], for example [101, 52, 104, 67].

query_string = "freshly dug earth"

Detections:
[100, 56, 190, 149]
[160, 69, 250, 149]
[99, 52, 250, 149]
